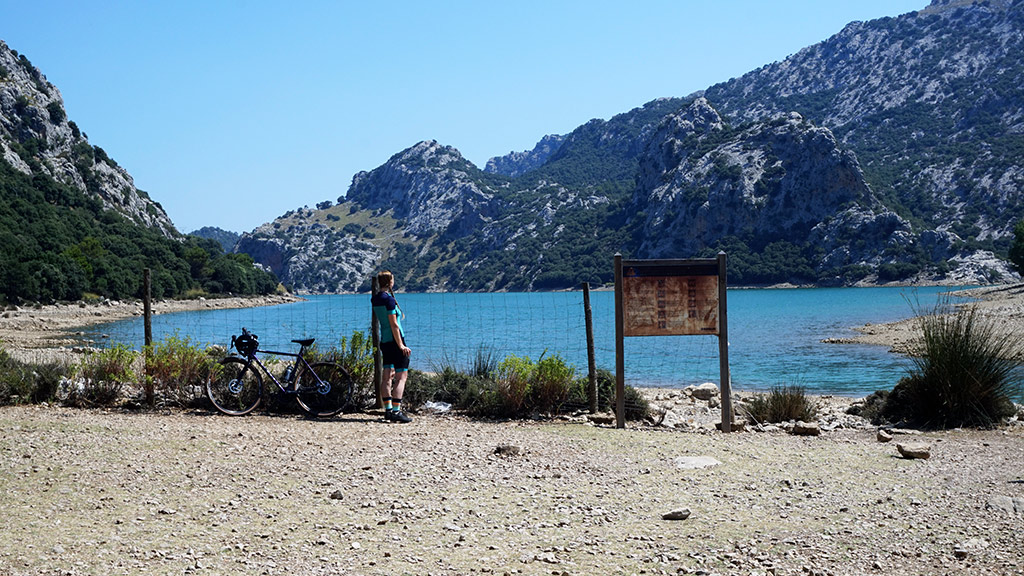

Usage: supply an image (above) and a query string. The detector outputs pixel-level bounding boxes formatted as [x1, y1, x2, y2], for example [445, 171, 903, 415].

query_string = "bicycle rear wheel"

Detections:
[207, 356, 262, 416]
[296, 362, 353, 417]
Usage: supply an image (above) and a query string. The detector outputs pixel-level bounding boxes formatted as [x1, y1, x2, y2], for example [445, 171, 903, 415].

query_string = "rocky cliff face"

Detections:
[0, 41, 176, 237]
[631, 99, 912, 266]
[346, 141, 500, 240]
[236, 208, 380, 293]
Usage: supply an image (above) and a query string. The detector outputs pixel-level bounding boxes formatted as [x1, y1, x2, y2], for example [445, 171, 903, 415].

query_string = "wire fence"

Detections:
[82, 290, 725, 389]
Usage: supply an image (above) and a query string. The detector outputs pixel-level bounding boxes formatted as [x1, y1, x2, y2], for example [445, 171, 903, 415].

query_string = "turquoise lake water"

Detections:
[80, 286, 999, 398]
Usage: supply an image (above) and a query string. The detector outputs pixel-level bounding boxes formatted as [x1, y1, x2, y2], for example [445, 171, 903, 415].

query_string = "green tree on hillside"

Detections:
[0, 158, 279, 303]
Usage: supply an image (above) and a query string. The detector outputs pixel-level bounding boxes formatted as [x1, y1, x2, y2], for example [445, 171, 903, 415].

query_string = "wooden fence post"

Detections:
[717, 251, 733, 433]
[143, 268, 153, 408]
[582, 282, 598, 413]
[371, 276, 383, 409]
[614, 254, 625, 428]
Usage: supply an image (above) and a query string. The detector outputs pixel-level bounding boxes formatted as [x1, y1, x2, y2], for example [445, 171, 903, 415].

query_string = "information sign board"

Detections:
[621, 262, 719, 336]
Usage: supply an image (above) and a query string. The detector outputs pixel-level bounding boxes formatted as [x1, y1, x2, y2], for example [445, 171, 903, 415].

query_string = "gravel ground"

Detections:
[2, 400, 1022, 576]
[2, 285, 1023, 575]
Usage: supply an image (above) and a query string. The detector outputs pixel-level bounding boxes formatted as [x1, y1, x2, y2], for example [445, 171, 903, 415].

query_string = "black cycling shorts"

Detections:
[380, 340, 410, 372]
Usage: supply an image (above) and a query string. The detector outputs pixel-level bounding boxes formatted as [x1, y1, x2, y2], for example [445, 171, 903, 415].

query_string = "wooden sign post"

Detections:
[614, 252, 732, 431]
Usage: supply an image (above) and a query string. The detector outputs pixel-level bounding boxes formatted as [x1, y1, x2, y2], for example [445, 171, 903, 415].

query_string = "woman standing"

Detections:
[371, 270, 412, 423]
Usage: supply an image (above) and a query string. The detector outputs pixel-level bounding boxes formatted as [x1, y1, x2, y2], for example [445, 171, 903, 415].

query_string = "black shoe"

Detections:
[383, 410, 395, 422]
[391, 411, 412, 424]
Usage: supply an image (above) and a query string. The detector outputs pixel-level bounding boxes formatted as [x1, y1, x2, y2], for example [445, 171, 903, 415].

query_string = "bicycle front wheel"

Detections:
[296, 362, 353, 417]
[207, 356, 263, 416]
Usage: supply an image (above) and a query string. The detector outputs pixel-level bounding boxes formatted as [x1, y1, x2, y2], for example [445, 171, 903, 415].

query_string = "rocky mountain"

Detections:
[0, 41, 176, 237]
[702, 0, 1024, 261]
[237, 0, 1023, 292]
[235, 205, 381, 293]
[630, 99, 913, 279]
[0, 41, 280, 303]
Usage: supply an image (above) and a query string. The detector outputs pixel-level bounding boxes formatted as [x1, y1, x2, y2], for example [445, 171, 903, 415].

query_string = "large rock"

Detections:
[985, 495, 1024, 516]
[673, 456, 722, 469]
[791, 421, 821, 436]
[687, 382, 720, 402]
[896, 443, 931, 460]
[662, 508, 692, 521]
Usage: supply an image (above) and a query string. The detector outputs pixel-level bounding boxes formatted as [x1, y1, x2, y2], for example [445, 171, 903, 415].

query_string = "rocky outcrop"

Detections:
[631, 99, 914, 270]
[0, 41, 177, 237]
[485, 134, 565, 177]
[346, 141, 499, 240]
[236, 213, 380, 293]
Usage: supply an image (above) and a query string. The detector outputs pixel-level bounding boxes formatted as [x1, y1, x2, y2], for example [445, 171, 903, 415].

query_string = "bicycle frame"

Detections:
[210, 329, 352, 418]
[236, 348, 328, 396]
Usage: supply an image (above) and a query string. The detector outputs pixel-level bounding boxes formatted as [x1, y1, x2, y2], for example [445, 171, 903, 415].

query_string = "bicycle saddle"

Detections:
[293, 338, 316, 347]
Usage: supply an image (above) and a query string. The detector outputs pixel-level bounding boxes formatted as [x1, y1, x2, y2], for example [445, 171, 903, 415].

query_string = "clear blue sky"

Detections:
[3, 0, 926, 234]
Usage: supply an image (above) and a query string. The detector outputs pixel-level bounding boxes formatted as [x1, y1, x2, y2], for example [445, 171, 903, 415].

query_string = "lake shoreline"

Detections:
[5, 283, 1023, 376]
[0, 294, 301, 364]
[833, 282, 1024, 359]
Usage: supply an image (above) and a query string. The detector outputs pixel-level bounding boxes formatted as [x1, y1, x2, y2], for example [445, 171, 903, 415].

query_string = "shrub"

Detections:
[532, 354, 574, 414]
[494, 355, 534, 416]
[330, 331, 375, 410]
[404, 357, 650, 421]
[144, 334, 219, 408]
[30, 361, 70, 404]
[622, 383, 652, 421]
[68, 345, 138, 407]
[471, 346, 500, 379]
[845, 389, 888, 423]
[879, 302, 1021, 428]
[568, 367, 612, 411]
[0, 346, 72, 405]
[404, 367, 494, 414]
[564, 367, 651, 421]
[0, 347, 34, 404]
[742, 385, 819, 424]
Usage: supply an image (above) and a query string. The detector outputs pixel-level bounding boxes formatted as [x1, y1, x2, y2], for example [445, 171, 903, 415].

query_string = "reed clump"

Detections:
[742, 385, 819, 424]
[876, 301, 1021, 428]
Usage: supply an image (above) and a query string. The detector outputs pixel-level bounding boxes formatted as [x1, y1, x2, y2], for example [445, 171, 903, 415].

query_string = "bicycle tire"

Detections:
[295, 362, 353, 417]
[207, 356, 263, 416]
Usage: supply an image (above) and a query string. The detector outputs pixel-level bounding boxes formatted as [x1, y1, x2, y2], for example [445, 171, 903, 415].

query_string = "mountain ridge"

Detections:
[238, 0, 1023, 293]
[0, 41, 281, 303]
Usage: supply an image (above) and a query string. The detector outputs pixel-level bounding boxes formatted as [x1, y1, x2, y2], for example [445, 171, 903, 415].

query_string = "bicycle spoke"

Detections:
[295, 362, 352, 418]
[206, 357, 262, 416]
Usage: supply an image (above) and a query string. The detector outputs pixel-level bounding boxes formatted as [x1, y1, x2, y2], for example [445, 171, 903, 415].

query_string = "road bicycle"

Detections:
[206, 328, 353, 417]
